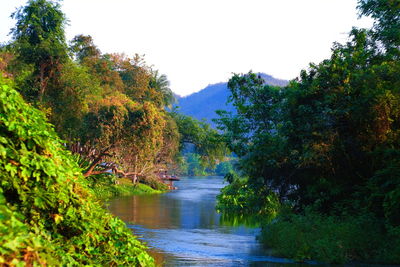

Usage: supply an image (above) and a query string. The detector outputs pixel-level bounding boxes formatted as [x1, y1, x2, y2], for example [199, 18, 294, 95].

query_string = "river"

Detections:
[107, 176, 311, 266]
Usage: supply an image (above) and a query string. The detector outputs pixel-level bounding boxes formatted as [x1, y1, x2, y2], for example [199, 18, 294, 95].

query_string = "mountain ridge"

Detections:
[175, 73, 288, 126]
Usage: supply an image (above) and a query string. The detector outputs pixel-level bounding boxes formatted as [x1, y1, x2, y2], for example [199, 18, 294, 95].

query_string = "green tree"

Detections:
[217, 28, 400, 219]
[358, 0, 400, 53]
[149, 70, 175, 108]
[0, 76, 154, 266]
[215, 161, 234, 176]
[69, 34, 100, 62]
[10, 0, 68, 102]
[172, 112, 228, 169]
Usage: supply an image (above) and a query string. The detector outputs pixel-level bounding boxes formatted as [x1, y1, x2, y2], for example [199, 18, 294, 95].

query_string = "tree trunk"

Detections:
[39, 63, 46, 102]
[83, 145, 114, 177]
[132, 155, 138, 184]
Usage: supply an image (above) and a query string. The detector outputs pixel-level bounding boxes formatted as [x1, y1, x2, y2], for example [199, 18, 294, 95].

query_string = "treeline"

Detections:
[0, 0, 226, 183]
[176, 152, 235, 177]
[217, 0, 400, 264]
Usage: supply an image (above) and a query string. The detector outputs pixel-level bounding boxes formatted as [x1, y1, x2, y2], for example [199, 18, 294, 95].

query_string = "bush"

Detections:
[140, 174, 169, 191]
[216, 172, 280, 217]
[0, 78, 154, 266]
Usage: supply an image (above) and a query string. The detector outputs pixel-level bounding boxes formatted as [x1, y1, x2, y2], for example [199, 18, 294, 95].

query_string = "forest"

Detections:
[216, 0, 400, 264]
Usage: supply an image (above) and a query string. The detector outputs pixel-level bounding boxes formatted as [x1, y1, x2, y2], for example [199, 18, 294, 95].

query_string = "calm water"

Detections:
[107, 176, 307, 266]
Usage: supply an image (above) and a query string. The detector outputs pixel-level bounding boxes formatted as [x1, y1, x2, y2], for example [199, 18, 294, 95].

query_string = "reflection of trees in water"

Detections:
[108, 194, 182, 229]
[108, 181, 223, 230]
[219, 212, 275, 228]
[108, 178, 299, 266]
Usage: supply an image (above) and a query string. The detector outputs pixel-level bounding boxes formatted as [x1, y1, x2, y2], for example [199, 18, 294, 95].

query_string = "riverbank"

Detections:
[92, 177, 167, 200]
[216, 177, 400, 265]
[259, 212, 400, 264]
[0, 80, 155, 266]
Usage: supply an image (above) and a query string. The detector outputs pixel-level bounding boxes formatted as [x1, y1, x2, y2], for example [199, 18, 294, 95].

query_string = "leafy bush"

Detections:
[216, 172, 280, 217]
[140, 174, 169, 191]
[0, 78, 154, 266]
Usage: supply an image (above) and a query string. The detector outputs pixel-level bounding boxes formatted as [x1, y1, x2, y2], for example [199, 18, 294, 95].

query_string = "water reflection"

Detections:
[108, 177, 314, 266]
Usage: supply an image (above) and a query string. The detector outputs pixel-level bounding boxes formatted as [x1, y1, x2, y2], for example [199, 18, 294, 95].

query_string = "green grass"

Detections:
[92, 179, 164, 200]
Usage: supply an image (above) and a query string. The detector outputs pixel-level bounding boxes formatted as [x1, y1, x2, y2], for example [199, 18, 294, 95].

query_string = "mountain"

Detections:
[175, 73, 288, 126]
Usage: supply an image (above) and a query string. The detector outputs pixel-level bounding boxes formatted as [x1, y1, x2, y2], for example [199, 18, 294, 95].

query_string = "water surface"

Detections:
[108, 176, 308, 266]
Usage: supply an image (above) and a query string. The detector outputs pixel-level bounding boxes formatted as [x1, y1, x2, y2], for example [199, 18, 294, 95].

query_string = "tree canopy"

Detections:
[216, 5, 400, 226]
[1, 0, 227, 182]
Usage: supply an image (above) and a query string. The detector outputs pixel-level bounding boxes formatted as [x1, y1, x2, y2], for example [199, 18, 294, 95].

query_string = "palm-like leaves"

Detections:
[150, 70, 175, 108]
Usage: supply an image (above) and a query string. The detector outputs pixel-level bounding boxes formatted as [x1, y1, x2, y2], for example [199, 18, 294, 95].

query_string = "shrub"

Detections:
[0, 77, 154, 266]
[140, 174, 169, 191]
[216, 172, 280, 217]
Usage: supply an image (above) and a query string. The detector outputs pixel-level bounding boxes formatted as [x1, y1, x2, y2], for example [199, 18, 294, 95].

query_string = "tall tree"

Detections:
[149, 70, 175, 108]
[217, 28, 400, 221]
[69, 34, 100, 62]
[10, 0, 68, 102]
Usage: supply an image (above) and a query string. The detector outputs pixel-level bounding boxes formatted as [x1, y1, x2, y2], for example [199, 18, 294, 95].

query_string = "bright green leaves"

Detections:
[0, 77, 154, 265]
[216, 174, 280, 220]
[53, 214, 63, 224]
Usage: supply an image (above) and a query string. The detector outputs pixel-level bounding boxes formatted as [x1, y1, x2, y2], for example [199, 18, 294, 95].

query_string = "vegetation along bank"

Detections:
[216, 0, 400, 264]
[0, 0, 229, 265]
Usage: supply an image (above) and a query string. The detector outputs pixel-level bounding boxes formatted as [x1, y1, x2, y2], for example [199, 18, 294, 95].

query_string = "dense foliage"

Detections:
[1, 0, 226, 183]
[177, 153, 235, 177]
[216, 173, 280, 216]
[216, 1, 400, 264]
[172, 112, 228, 172]
[0, 0, 229, 265]
[0, 78, 154, 266]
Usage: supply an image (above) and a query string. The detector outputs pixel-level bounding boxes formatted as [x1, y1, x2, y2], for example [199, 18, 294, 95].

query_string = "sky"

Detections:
[0, 0, 372, 96]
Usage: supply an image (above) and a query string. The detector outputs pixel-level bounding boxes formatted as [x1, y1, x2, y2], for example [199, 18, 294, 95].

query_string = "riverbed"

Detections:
[107, 176, 310, 266]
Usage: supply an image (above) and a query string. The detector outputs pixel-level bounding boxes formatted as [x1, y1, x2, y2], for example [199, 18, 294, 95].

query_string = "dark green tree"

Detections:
[69, 34, 101, 62]
[217, 26, 400, 218]
[358, 0, 400, 53]
[10, 0, 68, 102]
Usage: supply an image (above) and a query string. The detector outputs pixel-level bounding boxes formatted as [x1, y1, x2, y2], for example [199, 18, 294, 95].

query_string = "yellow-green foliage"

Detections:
[92, 182, 163, 200]
[0, 77, 154, 266]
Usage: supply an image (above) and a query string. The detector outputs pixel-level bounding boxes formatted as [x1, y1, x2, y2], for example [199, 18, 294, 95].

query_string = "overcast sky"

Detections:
[0, 0, 372, 96]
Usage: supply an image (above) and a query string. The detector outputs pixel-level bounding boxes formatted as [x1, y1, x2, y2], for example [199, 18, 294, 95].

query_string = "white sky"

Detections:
[0, 0, 372, 96]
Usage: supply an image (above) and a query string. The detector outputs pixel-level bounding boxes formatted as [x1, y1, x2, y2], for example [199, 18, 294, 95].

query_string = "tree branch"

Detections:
[83, 144, 115, 177]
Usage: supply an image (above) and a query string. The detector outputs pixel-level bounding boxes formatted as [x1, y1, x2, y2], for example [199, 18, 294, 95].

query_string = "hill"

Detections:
[176, 73, 288, 126]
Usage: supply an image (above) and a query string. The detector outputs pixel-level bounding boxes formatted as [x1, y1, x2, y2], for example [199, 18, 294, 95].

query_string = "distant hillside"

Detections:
[176, 73, 288, 126]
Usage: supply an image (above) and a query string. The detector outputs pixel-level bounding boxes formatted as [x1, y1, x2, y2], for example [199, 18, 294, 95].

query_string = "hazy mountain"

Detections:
[175, 73, 288, 126]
